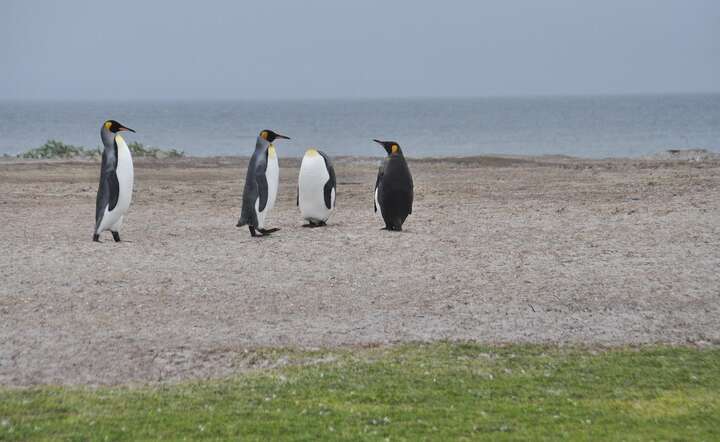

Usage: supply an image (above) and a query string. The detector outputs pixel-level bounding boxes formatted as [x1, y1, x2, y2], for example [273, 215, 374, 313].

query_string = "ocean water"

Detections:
[1, 94, 718, 158]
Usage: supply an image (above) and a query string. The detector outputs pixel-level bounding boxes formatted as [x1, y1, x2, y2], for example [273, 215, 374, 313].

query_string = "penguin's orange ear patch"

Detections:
[391, 144, 399, 154]
[104, 121, 112, 130]
[260, 131, 268, 140]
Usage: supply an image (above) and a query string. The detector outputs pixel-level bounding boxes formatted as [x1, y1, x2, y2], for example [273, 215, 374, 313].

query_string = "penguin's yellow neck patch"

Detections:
[306, 148, 319, 157]
[260, 131, 268, 140]
[104, 121, 112, 130]
[391, 144, 399, 154]
[268, 146, 276, 157]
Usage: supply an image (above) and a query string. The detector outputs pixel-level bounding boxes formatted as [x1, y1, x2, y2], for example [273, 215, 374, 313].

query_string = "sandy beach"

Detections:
[1, 154, 719, 386]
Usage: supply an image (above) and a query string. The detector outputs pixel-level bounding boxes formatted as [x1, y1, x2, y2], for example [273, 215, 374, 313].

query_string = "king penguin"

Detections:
[237, 129, 290, 237]
[373, 139, 413, 231]
[297, 148, 336, 227]
[93, 120, 136, 242]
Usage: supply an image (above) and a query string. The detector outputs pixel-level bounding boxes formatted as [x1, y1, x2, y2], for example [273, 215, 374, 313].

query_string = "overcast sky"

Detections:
[1, 0, 718, 100]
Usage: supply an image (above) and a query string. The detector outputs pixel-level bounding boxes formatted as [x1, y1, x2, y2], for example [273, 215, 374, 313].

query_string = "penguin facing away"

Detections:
[373, 139, 413, 231]
[237, 129, 290, 237]
[93, 120, 136, 242]
[297, 148, 336, 227]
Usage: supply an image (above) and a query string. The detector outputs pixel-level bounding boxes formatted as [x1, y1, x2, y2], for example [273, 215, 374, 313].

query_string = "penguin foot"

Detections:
[111, 231, 121, 242]
[303, 222, 326, 228]
[249, 226, 276, 237]
[93, 234, 101, 242]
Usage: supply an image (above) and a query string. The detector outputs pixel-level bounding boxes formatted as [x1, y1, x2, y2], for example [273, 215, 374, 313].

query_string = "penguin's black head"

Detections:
[373, 139, 402, 156]
[259, 130, 290, 143]
[103, 120, 135, 133]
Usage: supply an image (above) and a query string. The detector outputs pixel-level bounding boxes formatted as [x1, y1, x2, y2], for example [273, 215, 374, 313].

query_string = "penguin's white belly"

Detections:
[114, 136, 134, 215]
[98, 136, 134, 233]
[299, 156, 332, 222]
[256, 151, 279, 229]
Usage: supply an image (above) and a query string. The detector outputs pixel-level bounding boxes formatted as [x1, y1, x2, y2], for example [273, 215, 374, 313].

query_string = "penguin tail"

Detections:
[236, 219, 247, 227]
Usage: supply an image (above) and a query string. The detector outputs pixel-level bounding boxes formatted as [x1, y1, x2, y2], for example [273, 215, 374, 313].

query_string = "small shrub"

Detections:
[165, 148, 185, 158]
[19, 140, 88, 159]
[127, 142, 184, 158]
[18, 140, 184, 159]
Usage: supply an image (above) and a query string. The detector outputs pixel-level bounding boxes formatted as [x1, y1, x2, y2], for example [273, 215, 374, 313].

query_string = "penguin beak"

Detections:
[373, 139, 391, 154]
[275, 133, 290, 140]
[118, 125, 136, 133]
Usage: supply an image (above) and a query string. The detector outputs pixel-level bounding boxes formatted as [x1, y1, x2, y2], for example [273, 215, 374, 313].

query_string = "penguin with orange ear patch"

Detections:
[373, 139, 413, 231]
[237, 129, 290, 237]
[94, 120, 136, 242]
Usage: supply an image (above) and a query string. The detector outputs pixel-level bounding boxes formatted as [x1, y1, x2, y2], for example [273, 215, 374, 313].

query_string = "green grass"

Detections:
[17, 140, 183, 159]
[1, 343, 718, 441]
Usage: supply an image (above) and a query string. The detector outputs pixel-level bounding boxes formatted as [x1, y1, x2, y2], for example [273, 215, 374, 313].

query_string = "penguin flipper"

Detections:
[374, 166, 383, 213]
[323, 181, 335, 210]
[95, 146, 119, 230]
[318, 151, 337, 210]
[256, 172, 269, 212]
[408, 176, 414, 215]
[107, 139, 120, 211]
[253, 150, 270, 213]
[95, 180, 109, 230]
[108, 171, 120, 211]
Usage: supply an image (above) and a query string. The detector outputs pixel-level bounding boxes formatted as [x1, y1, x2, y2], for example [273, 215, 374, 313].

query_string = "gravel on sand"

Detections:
[1, 155, 718, 386]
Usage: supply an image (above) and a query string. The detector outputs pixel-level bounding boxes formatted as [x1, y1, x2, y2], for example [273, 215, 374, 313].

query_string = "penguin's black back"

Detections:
[377, 155, 413, 230]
